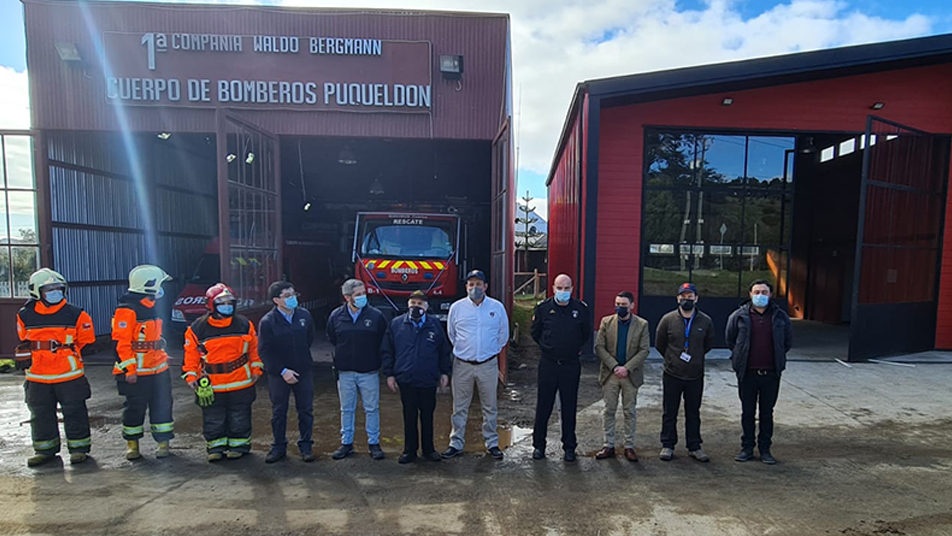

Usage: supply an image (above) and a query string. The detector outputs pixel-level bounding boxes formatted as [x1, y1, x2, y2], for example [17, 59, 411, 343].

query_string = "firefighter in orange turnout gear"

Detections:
[183, 284, 264, 462]
[112, 264, 174, 460]
[17, 269, 95, 467]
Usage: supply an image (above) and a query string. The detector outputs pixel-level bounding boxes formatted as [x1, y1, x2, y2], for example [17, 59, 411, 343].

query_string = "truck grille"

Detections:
[373, 281, 430, 292]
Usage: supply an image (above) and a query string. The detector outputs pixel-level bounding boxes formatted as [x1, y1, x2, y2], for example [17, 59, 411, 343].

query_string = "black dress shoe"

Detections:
[441, 446, 461, 459]
[532, 449, 545, 460]
[735, 448, 754, 462]
[564, 450, 577, 463]
[424, 451, 441, 462]
[331, 444, 354, 460]
[398, 452, 417, 464]
[369, 444, 385, 460]
[265, 449, 286, 464]
[487, 446, 504, 460]
[760, 449, 777, 465]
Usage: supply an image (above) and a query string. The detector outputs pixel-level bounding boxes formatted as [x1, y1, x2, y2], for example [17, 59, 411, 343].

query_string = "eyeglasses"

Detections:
[278, 292, 300, 299]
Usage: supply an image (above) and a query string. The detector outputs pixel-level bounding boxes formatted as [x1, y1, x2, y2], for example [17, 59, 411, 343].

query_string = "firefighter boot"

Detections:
[69, 453, 88, 465]
[126, 440, 142, 460]
[27, 453, 56, 467]
[155, 441, 171, 458]
[207, 452, 224, 462]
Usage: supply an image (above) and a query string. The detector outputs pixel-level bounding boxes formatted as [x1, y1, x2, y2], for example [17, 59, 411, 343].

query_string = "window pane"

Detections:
[696, 189, 743, 245]
[644, 189, 692, 243]
[643, 255, 690, 297]
[6, 191, 37, 244]
[744, 193, 789, 246]
[747, 136, 795, 189]
[4, 136, 35, 189]
[739, 247, 787, 297]
[0, 247, 9, 298]
[699, 135, 745, 188]
[11, 246, 39, 298]
[692, 250, 741, 298]
[644, 133, 696, 188]
[0, 193, 8, 242]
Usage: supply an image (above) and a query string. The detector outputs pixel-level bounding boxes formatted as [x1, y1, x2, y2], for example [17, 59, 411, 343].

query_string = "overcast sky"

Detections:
[1, 0, 950, 220]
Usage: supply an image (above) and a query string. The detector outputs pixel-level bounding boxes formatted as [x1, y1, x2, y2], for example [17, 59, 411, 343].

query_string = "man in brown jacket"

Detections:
[594, 291, 649, 462]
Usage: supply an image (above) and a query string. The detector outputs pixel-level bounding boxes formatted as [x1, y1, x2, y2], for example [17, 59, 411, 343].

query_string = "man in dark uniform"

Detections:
[530, 273, 592, 462]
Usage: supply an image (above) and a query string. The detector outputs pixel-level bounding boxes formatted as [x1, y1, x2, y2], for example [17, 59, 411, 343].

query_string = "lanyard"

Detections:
[682, 313, 695, 351]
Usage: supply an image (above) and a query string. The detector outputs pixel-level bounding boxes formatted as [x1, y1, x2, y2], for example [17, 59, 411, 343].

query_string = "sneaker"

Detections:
[441, 446, 461, 459]
[735, 448, 754, 462]
[760, 449, 777, 465]
[369, 444, 385, 461]
[398, 452, 417, 464]
[69, 453, 88, 465]
[624, 448, 639, 462]
[155, 441, 171, 459]
[424, 451, 442, 462]
[659, 447, 674, 461]
[27, 453, 55, 467]
[331, 444, 354, 460]
[532, 448, 545, 460]
[265, 448, 286, 464]
[689, 448, 710, 462]
[487, 446, 504, 460]
[226, 451, 245, 460]
[301, 448, 315, 463]
[595, 447, 615, 460]
[207, 452, 224, 462]
[564, 449, 577, 463]
[126, 440, 142, 461]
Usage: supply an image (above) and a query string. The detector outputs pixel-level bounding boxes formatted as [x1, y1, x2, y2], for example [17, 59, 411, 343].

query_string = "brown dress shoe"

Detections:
[625, 448, 639, 462]
[595, 447, 615, 460]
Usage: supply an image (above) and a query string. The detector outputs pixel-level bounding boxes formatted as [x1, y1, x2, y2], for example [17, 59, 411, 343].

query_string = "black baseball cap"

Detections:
[677, 283, 698, 295]
[465, 269, 487, 282]
[409, 290, 429, 302]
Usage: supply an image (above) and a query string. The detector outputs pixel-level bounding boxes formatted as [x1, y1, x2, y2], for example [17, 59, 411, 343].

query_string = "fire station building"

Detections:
[0, 1, 514, 357]
[547, 34, 952, 360]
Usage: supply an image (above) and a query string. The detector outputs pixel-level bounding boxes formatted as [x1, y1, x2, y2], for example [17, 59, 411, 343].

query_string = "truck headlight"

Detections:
[171, 309, 186, 322]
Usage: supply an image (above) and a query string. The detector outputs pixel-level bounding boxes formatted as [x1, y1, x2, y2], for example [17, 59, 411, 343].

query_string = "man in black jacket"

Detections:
[258, 281, 316, 463]
[530, 274, 592, 462]
[381, 291, 451, 464]
[726, 279, 793, 465]
[655, 283, 715, 463]
[326, 279, 388, 461]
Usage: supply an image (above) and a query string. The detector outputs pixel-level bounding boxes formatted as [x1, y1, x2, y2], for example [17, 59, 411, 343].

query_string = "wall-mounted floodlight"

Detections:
[440, 54, 464, 80]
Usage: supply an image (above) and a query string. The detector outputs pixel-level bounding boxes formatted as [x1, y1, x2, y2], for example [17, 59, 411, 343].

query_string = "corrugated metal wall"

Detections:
[48, 132, 217, 334]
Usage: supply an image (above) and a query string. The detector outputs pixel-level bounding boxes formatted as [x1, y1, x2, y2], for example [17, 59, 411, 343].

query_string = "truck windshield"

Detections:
[191, 254, 220, 284]
[360, 221, 454, 259]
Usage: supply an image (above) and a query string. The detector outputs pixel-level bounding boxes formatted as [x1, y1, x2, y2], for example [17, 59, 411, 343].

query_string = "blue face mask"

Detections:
[284, 295, 298, 310]
[751, 294, 770, 308]
[353, 295, 368, 309]
[44, 290, 65, 305]
[216, 304, 235, 316]
[555, 290, 571, 303]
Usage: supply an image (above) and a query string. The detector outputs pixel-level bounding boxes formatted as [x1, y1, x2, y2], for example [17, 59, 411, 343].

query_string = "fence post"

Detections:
[533, 269, 539, 298]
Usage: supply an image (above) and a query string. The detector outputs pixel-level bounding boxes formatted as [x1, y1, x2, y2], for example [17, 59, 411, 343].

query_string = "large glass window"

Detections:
[1, 134, 40, 298]
[643, 131, 794, 298]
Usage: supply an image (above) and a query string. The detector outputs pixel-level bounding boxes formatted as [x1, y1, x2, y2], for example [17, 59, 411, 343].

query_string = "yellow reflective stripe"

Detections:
[136, 328, 147, 368]
[377, 260, 390, 268]
[228, 437, 251, 447]
[67, 354, 78, 371]
[406, 261, 418, 270]
[392, 261, 404, 269]
[207, 438, 228, 448]
[26, 368, 84, 382]
[434, 262, 445, 269]
[136, 362, 169, 374]
[419, 261, 432, 270]
[212, 376, 255, 392]
[242, 342, 249, 354]
[150, 422, 174, 433]
[33, 438, 60, 450]
[250, 362, 264, 369]
[67, 437, 91, 448]
[116, 358, 136, 369]
[182, 371, 198, 379]
[123, 425, 144, 435]
[65, 334, 74, 344]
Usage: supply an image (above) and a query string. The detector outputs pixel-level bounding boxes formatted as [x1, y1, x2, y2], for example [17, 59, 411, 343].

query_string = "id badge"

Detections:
[679, 352, 692, 363]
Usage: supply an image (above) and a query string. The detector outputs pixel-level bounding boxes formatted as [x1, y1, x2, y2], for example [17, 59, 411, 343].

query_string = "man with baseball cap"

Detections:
[655, 283, 714, 462]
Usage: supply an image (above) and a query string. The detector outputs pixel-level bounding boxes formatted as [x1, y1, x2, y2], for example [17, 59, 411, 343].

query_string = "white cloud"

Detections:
[0, 67, 29, 129]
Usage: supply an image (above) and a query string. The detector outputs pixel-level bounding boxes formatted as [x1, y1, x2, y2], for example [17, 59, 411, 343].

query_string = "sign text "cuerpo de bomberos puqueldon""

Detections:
[102, 33, 432, 110]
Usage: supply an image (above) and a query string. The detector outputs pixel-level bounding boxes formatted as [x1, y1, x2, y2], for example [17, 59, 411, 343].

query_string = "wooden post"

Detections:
[533, 269, 539, 298]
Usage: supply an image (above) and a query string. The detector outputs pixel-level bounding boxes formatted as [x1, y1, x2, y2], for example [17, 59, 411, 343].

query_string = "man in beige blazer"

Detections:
[594, 291, 649, 462]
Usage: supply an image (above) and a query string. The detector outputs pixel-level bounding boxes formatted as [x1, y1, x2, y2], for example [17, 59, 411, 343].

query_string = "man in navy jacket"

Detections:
[381, 291, 452, 464]
[257, 281, 316, 463]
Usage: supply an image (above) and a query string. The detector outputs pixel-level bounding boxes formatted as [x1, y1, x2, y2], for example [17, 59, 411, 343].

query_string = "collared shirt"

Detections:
[278, 308, 295, 325]
[447, 296, 509, 362]
[412, 314, 426, 330]
[348, 306, 361, 323]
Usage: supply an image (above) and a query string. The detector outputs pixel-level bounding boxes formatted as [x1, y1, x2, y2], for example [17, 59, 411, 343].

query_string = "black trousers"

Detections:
[399, 384, 437, 455]
[202, 385, 256, 453]
[660, 372, 704, 451]
[267, 372, 314, 452]
[739, 371, 781, 450]
[25, 377, 92, 455]
[117, 369, 174, 442]
[532, 358, 581, 451]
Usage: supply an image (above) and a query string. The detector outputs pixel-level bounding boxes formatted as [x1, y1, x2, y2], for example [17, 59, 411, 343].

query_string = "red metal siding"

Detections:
[589, 63, 952, 328]
[547, 109, 581, 291]
[24, 0, 507, 140]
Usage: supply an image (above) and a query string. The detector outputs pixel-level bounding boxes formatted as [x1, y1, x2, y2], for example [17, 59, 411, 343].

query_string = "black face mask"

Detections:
[409, 306, 425, 321]
[615, 306, 630, 318]
[679, 299, 696, 312]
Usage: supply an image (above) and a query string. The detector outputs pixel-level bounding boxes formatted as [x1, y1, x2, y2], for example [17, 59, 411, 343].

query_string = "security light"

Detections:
[440, 54, 464, 80]
[226, 154, 237, 163]
[156, 132, 171, 140]
[338, 146, 357, 165]
[871, 102, 885, 110]
[369, 177, 385, 196]
[245, 152, 255, 164]
[303, 202, 312, 212]
[721, 97, 734, 106]
[800, 136, 818, 155]
[55, 42, 82, 63]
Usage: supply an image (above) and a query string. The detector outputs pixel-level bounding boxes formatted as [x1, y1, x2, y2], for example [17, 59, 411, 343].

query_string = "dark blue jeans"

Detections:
[267, 371, 314, 452]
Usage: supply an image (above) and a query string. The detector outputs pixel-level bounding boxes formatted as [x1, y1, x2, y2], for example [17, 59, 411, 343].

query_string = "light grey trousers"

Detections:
[449, 357, 499, 450]
[603, 375, 639, 449]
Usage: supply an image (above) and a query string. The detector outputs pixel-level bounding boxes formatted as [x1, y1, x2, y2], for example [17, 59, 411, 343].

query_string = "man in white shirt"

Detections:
[441, 270, 510, 460]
